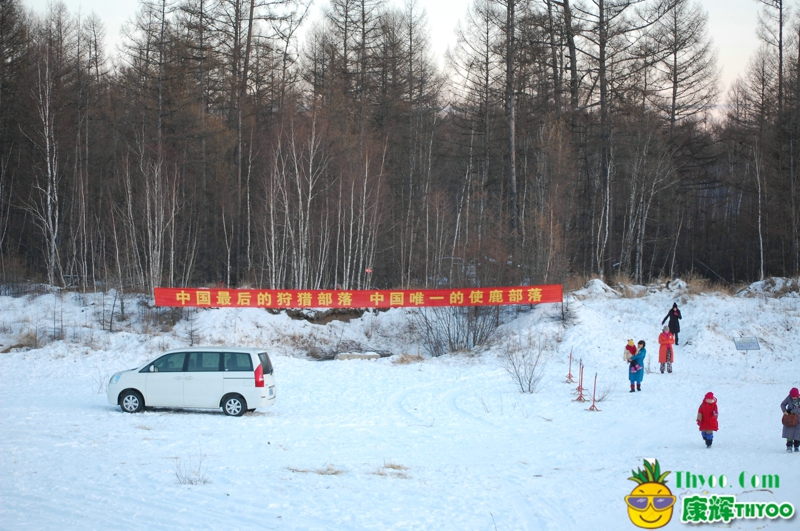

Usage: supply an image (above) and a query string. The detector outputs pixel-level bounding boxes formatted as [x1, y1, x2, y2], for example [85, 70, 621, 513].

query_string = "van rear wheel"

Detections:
[222, 395, 246, 417]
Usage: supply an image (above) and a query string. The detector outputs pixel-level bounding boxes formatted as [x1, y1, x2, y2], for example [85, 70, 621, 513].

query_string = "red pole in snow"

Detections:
[574, 361, 587, 402]
[565, 349, 575, 383]
[587, 372, 601, 411]
[574, 359, 585, 393]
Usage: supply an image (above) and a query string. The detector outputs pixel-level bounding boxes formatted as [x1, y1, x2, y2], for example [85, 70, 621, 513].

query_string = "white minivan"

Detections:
[107, 347, 276, 416]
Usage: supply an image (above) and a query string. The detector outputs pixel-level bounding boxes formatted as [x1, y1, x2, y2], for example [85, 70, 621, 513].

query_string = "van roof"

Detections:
[163, 346, 267, 354]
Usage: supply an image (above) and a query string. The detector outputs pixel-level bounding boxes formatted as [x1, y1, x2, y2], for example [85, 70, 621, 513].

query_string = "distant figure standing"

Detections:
[662, 303, 682, 345]
[629, 341, 646, 393]
[658, 326, 676, 374]
[697, 392, 719, 448]
[781, 387, 800, 453]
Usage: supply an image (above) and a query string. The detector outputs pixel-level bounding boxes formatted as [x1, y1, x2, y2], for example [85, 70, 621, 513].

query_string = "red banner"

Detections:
[154, 285, 562, 309]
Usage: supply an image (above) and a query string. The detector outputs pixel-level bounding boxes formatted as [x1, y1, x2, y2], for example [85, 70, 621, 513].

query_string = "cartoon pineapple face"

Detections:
[625, 459, 676, 529]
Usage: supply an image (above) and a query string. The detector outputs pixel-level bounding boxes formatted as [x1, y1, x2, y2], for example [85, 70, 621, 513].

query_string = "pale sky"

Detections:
[24, 0, 761, 94]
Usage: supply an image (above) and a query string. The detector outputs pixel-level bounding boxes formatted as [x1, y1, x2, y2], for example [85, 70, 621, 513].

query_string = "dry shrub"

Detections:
[498, 334, 549, 393]
[173, 453, 209, 485]
[393, 353, 425, 365]
[409, 306, 505, 357]
[595, 380, 616, 402]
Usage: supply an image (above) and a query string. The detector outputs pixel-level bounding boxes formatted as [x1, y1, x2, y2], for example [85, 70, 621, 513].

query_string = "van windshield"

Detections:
[258, 352, 273, 375]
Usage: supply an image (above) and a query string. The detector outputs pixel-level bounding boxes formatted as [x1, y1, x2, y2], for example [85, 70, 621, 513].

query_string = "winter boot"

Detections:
[795, 441, 800, 452]
[630, 384, 636, 393]
[667, 361, 673, 374]
[660, 363, 665, 374]
[636, 383, 641, 392]
[706, 432, 713, 448]
[788, 441, 794, 453]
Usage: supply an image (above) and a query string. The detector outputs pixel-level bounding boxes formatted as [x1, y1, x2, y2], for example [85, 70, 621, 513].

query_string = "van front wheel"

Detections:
[222, 395, 246, 417]
[120, 390, 144, 413]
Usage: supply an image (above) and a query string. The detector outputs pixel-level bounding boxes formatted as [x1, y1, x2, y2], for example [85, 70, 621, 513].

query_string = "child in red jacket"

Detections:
[697, 392, 719, 448]
[623, 339, 641, 374]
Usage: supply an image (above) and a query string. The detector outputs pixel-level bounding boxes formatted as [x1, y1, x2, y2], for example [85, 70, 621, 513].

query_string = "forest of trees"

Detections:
[1, 0, 798, 294]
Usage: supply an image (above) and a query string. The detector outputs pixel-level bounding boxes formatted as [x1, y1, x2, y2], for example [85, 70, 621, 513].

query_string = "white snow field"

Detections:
[1, 279, 799, 530]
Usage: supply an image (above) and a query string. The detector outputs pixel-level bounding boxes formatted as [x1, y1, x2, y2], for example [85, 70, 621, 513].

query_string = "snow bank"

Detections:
[737, 277, 800, 298]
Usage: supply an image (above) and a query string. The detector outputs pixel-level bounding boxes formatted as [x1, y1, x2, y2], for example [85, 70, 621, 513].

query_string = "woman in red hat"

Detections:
[697, 392, 718, 448]
[781, 387, 800, 452]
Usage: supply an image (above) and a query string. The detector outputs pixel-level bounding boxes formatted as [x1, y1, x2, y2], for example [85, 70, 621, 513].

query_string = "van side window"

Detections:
[152, 353, 187, 373]
[187, 352, 222, 372]
[224, 352, 253, 371]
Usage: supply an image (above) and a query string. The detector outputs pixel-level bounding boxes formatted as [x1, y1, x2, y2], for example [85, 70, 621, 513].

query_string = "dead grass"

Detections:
[618, 284, 647, 299]
[606, 272, 742, 297]
[383, 460, 408, 471]
[18, 329, 38, 349]
[315, 464, 345, 475]
[392, 353, 425, 365]
[684, 272, 738, 296]
[563, 273, 592, 294]
[371, 460, 410, 479]
[685, 274, 710, 295]
[286, 464, 345, 476]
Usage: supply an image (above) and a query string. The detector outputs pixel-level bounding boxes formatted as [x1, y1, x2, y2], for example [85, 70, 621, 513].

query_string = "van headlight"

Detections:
[109, 373, 121, 385]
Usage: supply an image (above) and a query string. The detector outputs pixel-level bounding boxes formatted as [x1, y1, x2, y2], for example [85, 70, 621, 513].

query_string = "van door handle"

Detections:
[184, 376, 193, 380]
[174, 376, 182, 380]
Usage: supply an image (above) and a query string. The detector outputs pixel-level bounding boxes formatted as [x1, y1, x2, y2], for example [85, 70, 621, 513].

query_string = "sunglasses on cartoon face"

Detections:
[625, 495, 676, 511]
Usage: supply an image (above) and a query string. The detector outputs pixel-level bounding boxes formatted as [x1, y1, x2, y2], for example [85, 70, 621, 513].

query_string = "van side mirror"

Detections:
[149, 365, 155, 372]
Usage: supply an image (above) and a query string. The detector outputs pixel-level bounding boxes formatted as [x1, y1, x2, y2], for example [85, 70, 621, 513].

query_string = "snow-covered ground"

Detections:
[1, 279, 799, 530]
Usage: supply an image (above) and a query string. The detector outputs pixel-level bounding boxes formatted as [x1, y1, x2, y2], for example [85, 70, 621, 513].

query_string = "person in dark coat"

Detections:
[697, 392, 719, 448]
[662, 303, 682, 345]
[781, 387, 800, 452]
[628, 341, 646, 393]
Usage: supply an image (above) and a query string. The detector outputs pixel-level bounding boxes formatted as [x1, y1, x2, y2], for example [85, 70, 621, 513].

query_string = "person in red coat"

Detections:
[658, 326, 676, 374]
[697, 392, 719, 448]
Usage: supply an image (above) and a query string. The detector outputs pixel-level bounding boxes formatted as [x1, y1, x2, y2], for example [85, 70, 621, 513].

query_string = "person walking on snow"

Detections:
[624, 339, 641, 374]
[658, 326, 676, 374]
[697, 392, 718, 448]
[662, 303, 682, 345]
[781, 387, 800, 452]
[629, 341, 646, 393]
